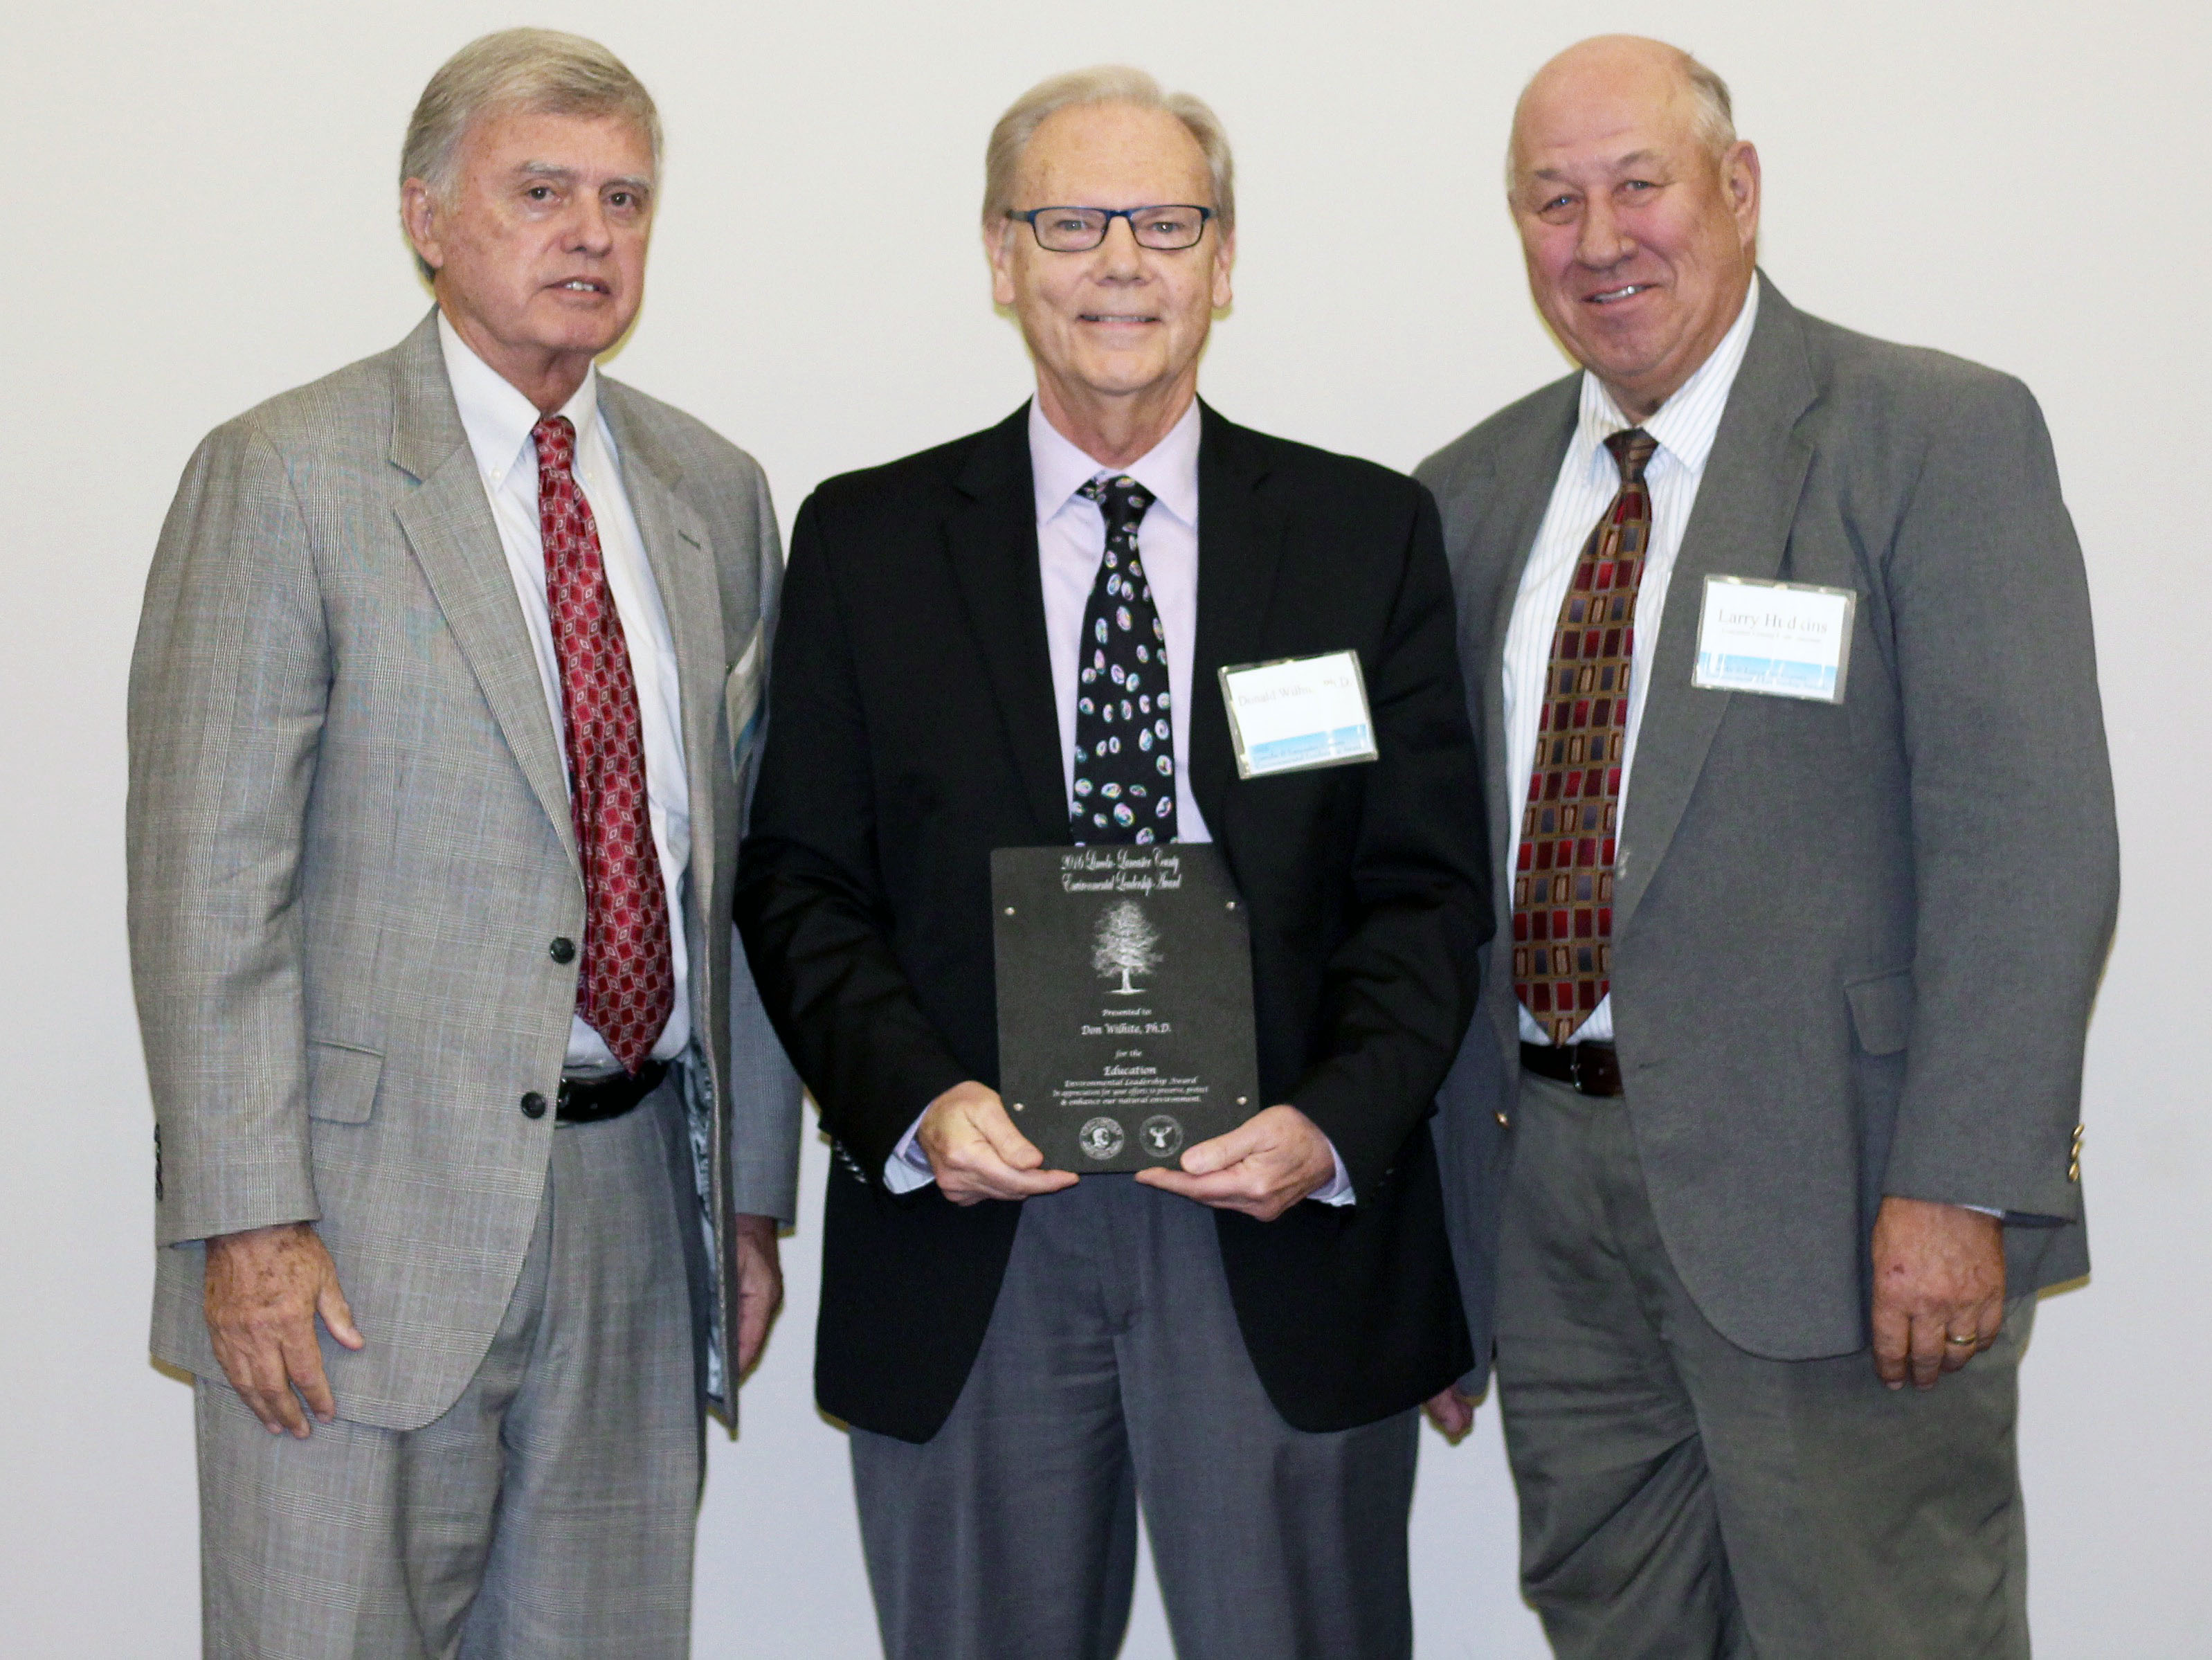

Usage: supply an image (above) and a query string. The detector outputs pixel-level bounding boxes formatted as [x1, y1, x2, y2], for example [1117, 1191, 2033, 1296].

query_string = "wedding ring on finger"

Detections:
[1943, 1333, 1977, 1346]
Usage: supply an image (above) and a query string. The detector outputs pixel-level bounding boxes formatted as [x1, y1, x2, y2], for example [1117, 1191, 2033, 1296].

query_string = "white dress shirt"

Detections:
[886, 399, 1352, 1202]
[438, 314, 692, 1072]
[1502, 282, 1759, 1047]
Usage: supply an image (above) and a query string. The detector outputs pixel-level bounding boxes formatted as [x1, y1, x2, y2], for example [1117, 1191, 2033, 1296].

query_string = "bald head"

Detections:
[1502, 35, 1759, 419]
[1510, 35, 1734, 193]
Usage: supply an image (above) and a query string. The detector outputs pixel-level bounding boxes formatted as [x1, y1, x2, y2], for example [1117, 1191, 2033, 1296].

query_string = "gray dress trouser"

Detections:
[195, 1078, 709, 1660]
[1496, 1070, 2035, 1659]
[849, 1173, 1421, 1660]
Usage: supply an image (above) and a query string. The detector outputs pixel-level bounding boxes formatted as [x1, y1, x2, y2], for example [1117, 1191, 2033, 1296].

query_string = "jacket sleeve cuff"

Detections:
[156, 1157, 320, 1249]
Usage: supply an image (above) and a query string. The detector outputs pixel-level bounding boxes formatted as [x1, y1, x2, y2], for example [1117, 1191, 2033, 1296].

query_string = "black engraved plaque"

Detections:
[992, 844, 1260, 1173]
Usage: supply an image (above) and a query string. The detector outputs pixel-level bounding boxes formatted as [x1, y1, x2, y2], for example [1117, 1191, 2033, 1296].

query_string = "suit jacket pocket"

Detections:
[307, 1040, 383, 1124]
[1844, 968, 1914, 1056]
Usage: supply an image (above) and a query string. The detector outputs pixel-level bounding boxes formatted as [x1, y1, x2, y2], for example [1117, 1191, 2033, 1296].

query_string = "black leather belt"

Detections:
[556, 1058, 668, 1124]
[1520, 1040, 1622, 1098]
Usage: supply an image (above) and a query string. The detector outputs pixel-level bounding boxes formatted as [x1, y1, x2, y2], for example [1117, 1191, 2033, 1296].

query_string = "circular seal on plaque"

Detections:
[1139, 1115, 1185, 1158]
[1078, 1117, 1126, 1161]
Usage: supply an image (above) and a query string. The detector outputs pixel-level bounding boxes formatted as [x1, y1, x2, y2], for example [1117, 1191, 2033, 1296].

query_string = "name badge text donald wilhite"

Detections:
[1218, 651, 1379, 779]
[1692, 576, 1857, 704]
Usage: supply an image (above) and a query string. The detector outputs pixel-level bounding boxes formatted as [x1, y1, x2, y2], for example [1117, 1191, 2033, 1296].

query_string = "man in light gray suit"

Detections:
[1415, 36, 2118, 1658]
[127, 28, 799, 1657]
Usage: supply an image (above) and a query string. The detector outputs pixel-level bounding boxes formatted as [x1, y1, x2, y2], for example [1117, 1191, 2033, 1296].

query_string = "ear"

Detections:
[401, 177, 444, 274]
[986, 216, 1020, 308]
[1210, 226, 1235, 311]
[1723, 141, 1761, 249]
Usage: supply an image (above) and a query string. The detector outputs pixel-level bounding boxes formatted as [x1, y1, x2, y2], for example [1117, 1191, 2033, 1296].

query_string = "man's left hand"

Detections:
[1869, 1196, 2005, 1391]
[734, 1213, 783, 1379]
[1134, 1104, 1336, 1221]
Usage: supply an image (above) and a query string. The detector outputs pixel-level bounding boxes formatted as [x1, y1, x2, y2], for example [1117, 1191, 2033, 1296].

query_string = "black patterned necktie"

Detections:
[1071, 475, 1177, 845]
[1511, 427, 1659, 1044]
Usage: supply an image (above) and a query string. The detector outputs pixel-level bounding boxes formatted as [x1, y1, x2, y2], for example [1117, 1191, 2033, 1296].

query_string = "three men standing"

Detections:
[736, 67, 1487, 1660]
[127, 25, 2119, 1660]
[129, 29, 798, 1657]
[1420, 35, 2117, 1658]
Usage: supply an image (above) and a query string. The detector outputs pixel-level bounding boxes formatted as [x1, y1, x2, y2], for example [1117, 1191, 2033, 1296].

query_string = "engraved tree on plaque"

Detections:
[1093, 901, 1163, 995]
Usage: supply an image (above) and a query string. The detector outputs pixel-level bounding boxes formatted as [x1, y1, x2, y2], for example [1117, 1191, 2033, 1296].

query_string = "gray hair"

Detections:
[1679, 55, 1737, 157]
[984, 66, 1235, 237]
[1505, 45, 1737, 194]
[401, 28, 662, 278]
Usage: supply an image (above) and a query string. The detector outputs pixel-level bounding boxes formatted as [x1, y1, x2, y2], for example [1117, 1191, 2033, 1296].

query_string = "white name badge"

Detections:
[1692, 575, 1858, 704]
[1218, 650, 1379, 779]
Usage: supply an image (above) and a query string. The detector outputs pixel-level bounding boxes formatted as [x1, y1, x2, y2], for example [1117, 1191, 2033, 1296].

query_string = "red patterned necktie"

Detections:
[534, 415, 673, 1074]
[1512, 427, 1660, 1045]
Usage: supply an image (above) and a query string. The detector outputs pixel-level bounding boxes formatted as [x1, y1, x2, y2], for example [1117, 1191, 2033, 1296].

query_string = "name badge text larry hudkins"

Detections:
[1691, 575, 1857, 704]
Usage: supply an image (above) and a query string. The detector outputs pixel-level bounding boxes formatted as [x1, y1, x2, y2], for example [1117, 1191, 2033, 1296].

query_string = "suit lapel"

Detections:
[601, 386, 725, 935]
[387, 312, 579, 871]
[1189, 404, 1287, 840]
[1614, 277, 1819, 938]
[945, 408, 1071, 842]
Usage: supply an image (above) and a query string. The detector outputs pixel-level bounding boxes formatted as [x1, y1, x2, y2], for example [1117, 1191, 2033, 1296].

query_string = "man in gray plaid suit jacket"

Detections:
[126, 30, 799, 1657]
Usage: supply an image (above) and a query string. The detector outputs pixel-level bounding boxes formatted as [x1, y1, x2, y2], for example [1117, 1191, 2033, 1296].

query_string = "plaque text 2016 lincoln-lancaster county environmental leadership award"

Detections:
[991, 845, 1261, 1173]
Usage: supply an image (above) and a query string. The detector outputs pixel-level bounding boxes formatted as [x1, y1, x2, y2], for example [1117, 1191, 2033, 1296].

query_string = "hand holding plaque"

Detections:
[915, 1080, 1078, 1206]
[1132, 1101, 1339, 1220]
[992, 845, 1262, 1174]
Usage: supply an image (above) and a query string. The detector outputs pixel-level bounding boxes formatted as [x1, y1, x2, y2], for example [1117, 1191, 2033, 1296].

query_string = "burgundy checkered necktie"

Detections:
[534, 415, 673, 1074]
[1512, 427, 1660, 1045]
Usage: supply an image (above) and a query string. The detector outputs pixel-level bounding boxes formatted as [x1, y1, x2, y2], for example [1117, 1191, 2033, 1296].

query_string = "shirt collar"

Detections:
[1028, 396, 1202, 530]
[437, 310, 602, 488]
[1573, 276, 1759, 481]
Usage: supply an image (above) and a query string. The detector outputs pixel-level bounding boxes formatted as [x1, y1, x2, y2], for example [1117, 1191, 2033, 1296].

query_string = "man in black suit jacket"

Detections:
[736, 66, 1489, 1660]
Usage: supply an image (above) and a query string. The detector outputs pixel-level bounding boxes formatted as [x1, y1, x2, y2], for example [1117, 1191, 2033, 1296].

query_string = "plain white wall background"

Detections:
[3, 1, 2204, 1653]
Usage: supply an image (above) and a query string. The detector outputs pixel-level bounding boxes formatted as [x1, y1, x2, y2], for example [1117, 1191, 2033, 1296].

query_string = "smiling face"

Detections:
[1510, 39, 1759, 419]
[988, 101, 1233, 452]
[402, 108, 655, 411]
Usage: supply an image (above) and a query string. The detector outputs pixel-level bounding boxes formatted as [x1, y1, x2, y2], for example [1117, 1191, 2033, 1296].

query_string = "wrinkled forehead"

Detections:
[461, 105, 658, 181]
[1015, 102, 1213, 207]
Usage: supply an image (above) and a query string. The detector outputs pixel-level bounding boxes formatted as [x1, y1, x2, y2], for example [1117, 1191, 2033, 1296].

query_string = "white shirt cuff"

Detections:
[1310, 1143, 1354, 1207]
[882, 1110, 936, 1194]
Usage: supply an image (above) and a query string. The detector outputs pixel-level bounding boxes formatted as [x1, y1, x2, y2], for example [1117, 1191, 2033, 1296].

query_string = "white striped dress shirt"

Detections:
[1502, 282, 1759, 1046]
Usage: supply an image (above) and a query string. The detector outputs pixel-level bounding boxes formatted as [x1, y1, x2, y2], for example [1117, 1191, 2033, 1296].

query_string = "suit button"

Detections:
[1494, 1110, 1511, 1128]
[520, 1091, 549, 1120]
[549, 937, 577, 964]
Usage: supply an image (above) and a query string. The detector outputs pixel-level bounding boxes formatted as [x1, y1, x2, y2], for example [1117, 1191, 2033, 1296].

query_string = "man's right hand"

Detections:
[916, 1081, 1079, 1206]
[1423, 1384, 1478, 1442]
[203, 1220, 364, 1437]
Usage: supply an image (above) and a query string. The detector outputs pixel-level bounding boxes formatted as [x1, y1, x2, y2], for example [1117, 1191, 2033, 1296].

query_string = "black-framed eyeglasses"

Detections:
[1007, 204, 1215, 252]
